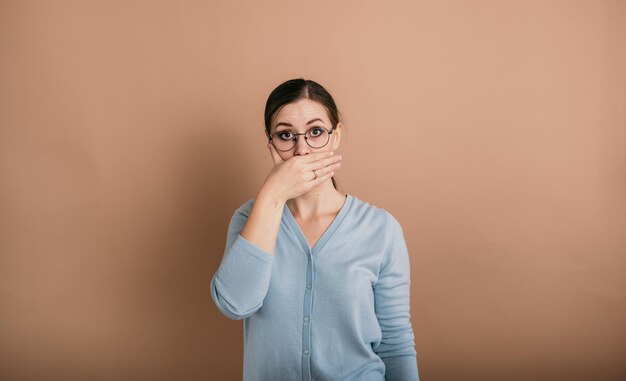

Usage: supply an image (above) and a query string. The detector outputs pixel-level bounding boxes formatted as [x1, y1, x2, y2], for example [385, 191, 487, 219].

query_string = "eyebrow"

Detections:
[275, 118, 325, 129]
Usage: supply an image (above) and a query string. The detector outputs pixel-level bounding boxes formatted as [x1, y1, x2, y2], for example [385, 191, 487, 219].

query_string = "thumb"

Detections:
[268, 142, 284, 165]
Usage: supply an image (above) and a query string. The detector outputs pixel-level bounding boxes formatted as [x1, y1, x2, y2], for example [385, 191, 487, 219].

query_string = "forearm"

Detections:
[211, 190, 280, 318]
[239, 187, 285, 255]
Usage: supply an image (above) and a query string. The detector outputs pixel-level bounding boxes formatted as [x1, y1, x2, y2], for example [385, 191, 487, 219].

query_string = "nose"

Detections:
[293, 135, 312, 156]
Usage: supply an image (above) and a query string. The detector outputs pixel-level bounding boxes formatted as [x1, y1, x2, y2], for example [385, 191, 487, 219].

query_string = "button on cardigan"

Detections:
[211, 194, 419, 381]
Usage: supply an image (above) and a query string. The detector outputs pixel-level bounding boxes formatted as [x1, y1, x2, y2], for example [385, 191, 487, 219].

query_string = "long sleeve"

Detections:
[211, 202, 274, 320]
[372, 213, 419, 381]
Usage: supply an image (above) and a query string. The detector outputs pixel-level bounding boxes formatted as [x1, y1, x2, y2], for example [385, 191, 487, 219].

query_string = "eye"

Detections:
[309, 127, 324, 137]
[278, 131, 294, 140]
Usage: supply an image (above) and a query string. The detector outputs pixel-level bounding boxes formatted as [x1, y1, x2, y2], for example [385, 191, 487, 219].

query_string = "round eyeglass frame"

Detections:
[268, 125, 336, 152]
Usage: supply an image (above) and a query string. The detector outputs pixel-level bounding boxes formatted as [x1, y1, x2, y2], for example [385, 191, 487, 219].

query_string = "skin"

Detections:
[239, 98, 344, 254]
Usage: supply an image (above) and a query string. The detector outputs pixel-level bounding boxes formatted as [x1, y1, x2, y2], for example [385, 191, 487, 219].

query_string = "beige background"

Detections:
[1, 1, 625, 380]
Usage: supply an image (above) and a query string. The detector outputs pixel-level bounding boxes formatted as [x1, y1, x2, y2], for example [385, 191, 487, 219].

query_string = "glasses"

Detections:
[268, 126, 336, 152]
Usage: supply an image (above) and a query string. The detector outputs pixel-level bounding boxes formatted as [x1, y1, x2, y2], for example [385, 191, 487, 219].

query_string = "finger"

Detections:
[300, 150, 335, 164]
[308, 169, 335, 186]
[312, 165, 336, 179]
[306, 154, 342, 171]
[268, 143, 284, 165]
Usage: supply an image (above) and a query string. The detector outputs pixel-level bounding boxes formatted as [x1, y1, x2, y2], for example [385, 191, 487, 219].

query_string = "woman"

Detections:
[211, 78, 419, 381]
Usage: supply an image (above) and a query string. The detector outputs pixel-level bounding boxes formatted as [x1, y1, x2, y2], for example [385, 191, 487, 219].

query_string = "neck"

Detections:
[286, 179, 346, 220]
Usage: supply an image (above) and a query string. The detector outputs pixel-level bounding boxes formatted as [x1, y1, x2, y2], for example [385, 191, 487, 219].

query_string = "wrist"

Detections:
[256, 186, 286, 209]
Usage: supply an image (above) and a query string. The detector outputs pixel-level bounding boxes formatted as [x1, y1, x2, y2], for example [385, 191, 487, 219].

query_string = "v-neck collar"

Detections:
[283, 194, 353, 255]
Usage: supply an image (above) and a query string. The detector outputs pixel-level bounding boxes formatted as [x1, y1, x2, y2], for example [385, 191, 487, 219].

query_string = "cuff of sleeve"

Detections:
[382, 355, 419, 381]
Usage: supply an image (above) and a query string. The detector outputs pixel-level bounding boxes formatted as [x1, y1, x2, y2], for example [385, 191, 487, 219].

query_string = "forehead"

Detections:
[273, 99, 329, 126]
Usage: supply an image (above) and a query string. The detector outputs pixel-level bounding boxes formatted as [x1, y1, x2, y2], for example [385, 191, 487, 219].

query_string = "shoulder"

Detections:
[347, 195, 404, 247]
[348, 194, 399, 227]
[230, 198, 255, 219]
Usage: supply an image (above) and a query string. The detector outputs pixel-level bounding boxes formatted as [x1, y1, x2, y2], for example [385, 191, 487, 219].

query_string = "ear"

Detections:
[331, 122, 343, 150]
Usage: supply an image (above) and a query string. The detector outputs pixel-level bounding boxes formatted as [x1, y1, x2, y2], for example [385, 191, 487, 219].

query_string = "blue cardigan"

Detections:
[211, 194, 419, 381]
